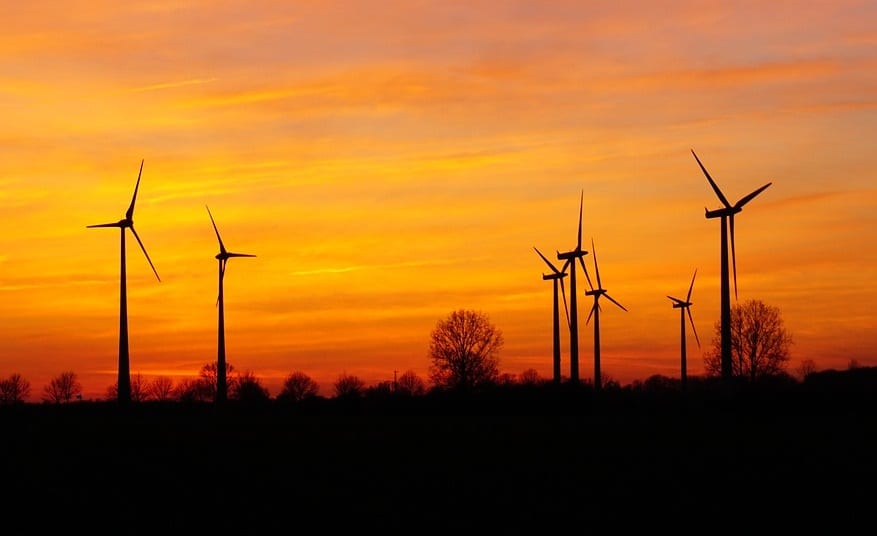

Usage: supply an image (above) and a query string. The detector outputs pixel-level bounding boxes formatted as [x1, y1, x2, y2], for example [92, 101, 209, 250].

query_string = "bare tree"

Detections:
[149, 376, 175, 401]
[518, 368, 542, 386]
[277, 371, 320, 402]
[0, 373, 31, 404]
[42, 371, 82, 404]
[428, 309, 503, 391]
[233, 371, 271, 403]
[173, 378, 213, 402]
[197, 362, 239, 402]
[704, 299, 793, 381]
[797, 359, 818, 381]
[333, 373, 365, 398]
[395, 370, 426, 396]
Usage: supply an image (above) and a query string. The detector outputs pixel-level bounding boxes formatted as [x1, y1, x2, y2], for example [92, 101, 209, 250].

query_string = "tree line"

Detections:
[0, 300, 859, 406]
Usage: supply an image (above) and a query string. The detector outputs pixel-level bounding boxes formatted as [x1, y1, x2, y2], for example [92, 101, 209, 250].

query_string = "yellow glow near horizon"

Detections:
[1, 1, 876, 401]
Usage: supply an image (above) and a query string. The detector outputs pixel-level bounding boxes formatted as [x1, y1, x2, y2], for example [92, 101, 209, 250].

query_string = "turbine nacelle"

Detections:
[668, 296, 692, 309]
[704, 206, 741, 219]
[557, 249, 587, 261]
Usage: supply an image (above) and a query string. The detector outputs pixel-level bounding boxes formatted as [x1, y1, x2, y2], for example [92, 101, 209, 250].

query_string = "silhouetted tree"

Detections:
[107, 372, 150, 402]
[233, 371, 271, 403]
[174, 378, 213, 403]
[198, 362, 239, 402]
[631, 374, 680, 393]
[0, 373, 31, 404]
[518, 368, 541, 386]
[366, 381, 394, 398]
[395, 370, 426, 396]
[498, 372, 517, 386]
[334, 373, 365, 398]
[42, 371, 82, 404]
[797, 359, 818, 381]
[149, 376, 175, 401]
[601, 372, 622, 391]
[428, 309, 503, 391]
[704, 299, 792, 381]
[277, 371, 321, 402]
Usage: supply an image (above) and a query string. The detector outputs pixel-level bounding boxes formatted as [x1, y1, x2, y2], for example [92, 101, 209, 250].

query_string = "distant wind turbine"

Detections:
[207, 205, 256, 404]
[668, 269, 700, 391]
[534, 247, 570, 383]
[87, 159, 160, 405]
[556, 191, 593, 383]
[692, 149, 771, 381]
[584, 239, 627, 392]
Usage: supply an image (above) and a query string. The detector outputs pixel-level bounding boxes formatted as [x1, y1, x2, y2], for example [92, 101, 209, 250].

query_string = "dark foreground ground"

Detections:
[3, 378, 876, 533]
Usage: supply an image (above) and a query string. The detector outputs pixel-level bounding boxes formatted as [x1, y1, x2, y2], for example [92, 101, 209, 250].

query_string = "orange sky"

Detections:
[1, 1, 876, 401]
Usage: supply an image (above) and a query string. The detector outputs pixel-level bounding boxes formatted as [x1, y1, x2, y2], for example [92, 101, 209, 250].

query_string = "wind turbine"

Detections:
[668, 269, 700, 391]
[584, 239, 626, 392]
[207, 205, 256, 404]
[556, 191, 593, 383]
[692, 149, 771, 382]
[87, 159, 160, 405]
[534, 247, 570, 384]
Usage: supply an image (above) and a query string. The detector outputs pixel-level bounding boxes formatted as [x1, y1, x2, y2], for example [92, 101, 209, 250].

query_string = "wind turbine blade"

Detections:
[559, 276, 570, 329]
[591, 238, 602, 289]
[688, 307, 701, 348]
[578, 255, 594, 291]
[129, 226, 160, 282]
[605, 293, 627, 312]
[534, 247, 560, 274]
[586, 301, 596, 325]
[691, 150, 731, 209]
[126, 159, 144, 221]
[668, 295, 684, 305]
[577, 191, 584, 251]
[730, 215, 738, 300]
[227, 252, 256, 258]
[87, 222, 122, 228]
[206, 205, 226, 253]
[687, 268, 697, 302]
[735, 183, 772, 209]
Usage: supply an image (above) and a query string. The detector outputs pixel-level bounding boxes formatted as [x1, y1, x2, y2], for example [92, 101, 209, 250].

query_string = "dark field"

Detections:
[3, 378, 876, 533]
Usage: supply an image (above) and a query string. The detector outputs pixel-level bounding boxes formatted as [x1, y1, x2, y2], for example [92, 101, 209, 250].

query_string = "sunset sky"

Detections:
[1, 1, 875, 400]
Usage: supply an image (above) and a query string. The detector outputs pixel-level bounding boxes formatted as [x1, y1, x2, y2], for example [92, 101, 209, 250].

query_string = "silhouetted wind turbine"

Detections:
[87, 159, 160, 405]
[556, 191, 593, 384]
[207, 205, 256, 404]
[535, 247, 570, 384]
[584, 239, 626, 392]
[668, 269, 700, 391]
[692, 149, 771, 382]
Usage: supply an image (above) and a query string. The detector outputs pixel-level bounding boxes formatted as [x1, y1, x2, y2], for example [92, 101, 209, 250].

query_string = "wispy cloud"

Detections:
[129, 77, 217, 93]
[289, 257, 487, 277]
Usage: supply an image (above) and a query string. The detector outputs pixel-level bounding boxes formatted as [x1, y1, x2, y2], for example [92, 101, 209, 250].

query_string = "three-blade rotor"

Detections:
[535, 246, 570, 327]
[692, 149, 771, 298]
[667, 268, 700, 347]
[585, 238, 627, 325]
[556, 190, 594, 290]
[207, 205, 255, 302]
[87, 159, 160, 282]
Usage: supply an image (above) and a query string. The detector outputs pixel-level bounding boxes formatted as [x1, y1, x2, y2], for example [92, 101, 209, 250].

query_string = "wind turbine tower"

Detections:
[535, 247, 570, 383]
[668, 269, 700, 391]
[556, 191, 593, 383]
[87, 159, 161, 405]
[207, 205, 256, 404]
[584, 239, 626, 392]
[691, 150, 771, 382]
